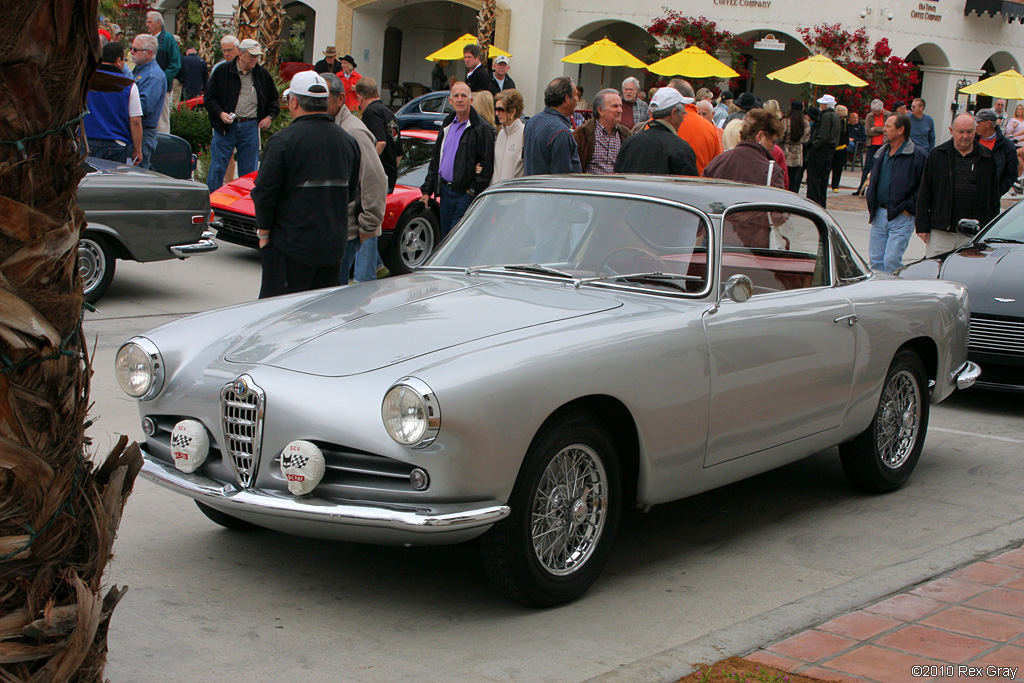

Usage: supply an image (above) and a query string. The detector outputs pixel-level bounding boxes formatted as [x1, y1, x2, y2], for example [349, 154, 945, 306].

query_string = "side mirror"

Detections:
[957, 219, 981, 237]
[709, 274, 754, 314]
[724, 274, 754, 303]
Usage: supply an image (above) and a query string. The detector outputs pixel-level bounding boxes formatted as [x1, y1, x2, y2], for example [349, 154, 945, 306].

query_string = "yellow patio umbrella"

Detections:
[561, 38, 646, 86]
[960, 69, 1024, 99]
[646, 45, 738, 78]
[766, 54, 868, 87]
[425, 34, 511, 61]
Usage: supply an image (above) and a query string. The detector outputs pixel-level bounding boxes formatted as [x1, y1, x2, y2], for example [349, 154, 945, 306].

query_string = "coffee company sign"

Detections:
[753, 34, 786, 50]
[713, 0, 773, 7]
[911, 1, 943, 20]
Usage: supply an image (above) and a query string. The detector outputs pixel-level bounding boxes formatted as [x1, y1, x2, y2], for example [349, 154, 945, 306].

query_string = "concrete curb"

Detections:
[586, 517, 1024, 683]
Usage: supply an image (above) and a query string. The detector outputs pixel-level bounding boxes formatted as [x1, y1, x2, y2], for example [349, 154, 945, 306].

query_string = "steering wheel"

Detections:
[598, 246, 671, 276]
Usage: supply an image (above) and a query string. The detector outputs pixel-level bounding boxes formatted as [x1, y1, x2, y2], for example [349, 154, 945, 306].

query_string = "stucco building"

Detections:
[158, 0, 1023, 140]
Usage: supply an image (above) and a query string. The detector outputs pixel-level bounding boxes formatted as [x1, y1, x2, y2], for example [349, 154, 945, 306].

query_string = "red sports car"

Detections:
[208, 130, 440, 275]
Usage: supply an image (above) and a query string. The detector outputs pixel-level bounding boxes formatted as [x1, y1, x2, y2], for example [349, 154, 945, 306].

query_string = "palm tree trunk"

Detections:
[0, 0, 142, 680]
[259, 0, 286, 68]
[198, 0, 217, 66]
[234, 0, 260, 42]
[477, 0, 496, 56]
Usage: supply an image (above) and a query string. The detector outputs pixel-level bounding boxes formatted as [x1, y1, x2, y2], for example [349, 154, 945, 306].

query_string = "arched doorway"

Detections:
[566, 21, 657, 101]
[975, 51, 1021, 110]
[904, 43, 949, 125]
[283, 1, 316, 63]
[735, 30, 809, 106]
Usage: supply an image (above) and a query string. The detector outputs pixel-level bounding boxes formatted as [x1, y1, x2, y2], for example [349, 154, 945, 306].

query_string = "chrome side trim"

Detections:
[953, 361, 982, 390]
[140, 455, 510, 532]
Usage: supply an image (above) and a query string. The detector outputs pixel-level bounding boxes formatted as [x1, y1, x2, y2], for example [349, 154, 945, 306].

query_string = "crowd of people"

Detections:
[84, 30, 1023, 299]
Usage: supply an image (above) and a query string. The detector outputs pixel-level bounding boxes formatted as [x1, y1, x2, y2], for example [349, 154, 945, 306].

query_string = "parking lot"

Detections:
[87, 206, 1023, 682]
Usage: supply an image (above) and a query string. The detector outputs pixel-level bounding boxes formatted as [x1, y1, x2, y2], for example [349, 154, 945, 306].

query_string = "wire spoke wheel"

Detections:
[530, 444, 607, 576]
[875, 369, 921, 469]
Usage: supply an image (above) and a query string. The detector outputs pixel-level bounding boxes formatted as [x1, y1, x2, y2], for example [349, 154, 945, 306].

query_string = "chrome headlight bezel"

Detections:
[114, 337, 165, 400]
[381, 377, 441, 448]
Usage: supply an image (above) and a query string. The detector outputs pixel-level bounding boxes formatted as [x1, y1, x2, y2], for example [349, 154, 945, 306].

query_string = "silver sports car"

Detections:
[116, 176, 979, 606]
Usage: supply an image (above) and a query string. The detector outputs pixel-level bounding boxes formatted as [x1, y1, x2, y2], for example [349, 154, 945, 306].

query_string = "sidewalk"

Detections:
[747, 546, 1024, 682]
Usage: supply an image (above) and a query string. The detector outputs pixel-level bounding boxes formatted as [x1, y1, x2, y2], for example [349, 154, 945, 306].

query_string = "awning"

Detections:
[964, 0, 1024, 22]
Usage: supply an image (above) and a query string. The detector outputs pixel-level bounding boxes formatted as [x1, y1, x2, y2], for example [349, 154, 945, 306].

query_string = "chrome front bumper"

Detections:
[140, 452, 511, 541]
[953, 361, 982, 390]
[169, 230, 218, 258]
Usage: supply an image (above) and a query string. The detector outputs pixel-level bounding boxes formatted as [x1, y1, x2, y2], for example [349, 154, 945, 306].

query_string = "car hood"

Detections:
[224, 274, 622, 376]
[939, 244, 1024, 318]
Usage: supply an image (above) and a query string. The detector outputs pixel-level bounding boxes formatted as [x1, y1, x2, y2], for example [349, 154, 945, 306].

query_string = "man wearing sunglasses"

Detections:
[130, 34, 166, 169]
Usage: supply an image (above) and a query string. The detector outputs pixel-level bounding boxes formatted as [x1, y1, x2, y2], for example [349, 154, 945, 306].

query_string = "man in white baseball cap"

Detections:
[806, 93, 841, 207]
[251, 71, 362, 298]
[614, 87, 697, 176]
[489, 55, 516, 94]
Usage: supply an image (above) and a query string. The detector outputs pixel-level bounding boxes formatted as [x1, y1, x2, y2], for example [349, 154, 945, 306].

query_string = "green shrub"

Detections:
[170, 107, 213, 154]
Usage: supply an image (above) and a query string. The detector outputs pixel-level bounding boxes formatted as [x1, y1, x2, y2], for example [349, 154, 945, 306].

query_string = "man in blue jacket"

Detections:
[130, 33, 167, 169]
[865, 113, 927, 272]
[85, 42, 143, 165]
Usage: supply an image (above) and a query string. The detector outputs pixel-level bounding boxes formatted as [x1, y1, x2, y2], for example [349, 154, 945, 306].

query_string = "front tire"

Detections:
[840, 349, 930, 493]
[481, 411, 621, 607]
[383, 207, 439, 275]
[79, 233, 116, 304]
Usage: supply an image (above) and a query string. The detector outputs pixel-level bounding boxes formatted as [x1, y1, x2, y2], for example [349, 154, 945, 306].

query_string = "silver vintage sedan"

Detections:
[116, 176, 979, 606]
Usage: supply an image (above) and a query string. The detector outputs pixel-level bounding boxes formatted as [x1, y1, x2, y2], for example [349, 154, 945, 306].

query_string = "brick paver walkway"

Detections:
[745, 546, 1024, 682]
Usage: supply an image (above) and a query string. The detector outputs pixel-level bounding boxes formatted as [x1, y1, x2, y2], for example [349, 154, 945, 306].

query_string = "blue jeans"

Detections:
[89, 138, 132, 164]
[140, 127, 158, 169]
[340, 236, 379, 284]
[869, 207, 915, 272]
[207, 119, 260, 192]
[439, 183, 474, 239]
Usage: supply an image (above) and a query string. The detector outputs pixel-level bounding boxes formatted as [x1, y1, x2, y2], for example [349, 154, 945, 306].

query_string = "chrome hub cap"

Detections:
[531, 445, 607, 576]
[78, 241, 105, 294]
[876, 369, 921, 469]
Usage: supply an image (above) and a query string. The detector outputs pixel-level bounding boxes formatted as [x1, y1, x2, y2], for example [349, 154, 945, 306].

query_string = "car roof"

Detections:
[484, 174, 829, 217]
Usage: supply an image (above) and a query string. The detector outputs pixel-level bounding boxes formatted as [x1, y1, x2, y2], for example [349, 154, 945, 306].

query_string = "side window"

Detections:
[420, 97, 444, 114]
[834, 231, 869, 282]
[721, 208, 828, 293]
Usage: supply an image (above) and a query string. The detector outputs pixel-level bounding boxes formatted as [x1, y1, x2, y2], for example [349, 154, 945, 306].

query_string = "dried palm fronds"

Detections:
[0, 0, 142, 681]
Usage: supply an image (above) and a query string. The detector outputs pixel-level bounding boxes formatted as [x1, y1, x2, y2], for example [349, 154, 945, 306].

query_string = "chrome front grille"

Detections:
[221, 375, 265, 488]
[969, 316, 1024, 354]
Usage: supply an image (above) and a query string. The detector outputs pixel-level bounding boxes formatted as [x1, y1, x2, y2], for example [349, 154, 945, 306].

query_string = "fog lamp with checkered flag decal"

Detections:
[170, 420, 210, 473]
[280, 440, 325, 495]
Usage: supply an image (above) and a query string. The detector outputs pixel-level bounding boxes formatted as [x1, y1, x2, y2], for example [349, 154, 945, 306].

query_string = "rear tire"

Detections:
[840, 349, 929, 493]
[383, 207, 439, 275]
[481, 410, 621, 607]
[79, 233, 116, 304]
[195, 500, 258, 531]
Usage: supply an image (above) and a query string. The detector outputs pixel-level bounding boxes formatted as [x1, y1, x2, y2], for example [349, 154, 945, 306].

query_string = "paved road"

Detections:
[89, 205, 1023, 682]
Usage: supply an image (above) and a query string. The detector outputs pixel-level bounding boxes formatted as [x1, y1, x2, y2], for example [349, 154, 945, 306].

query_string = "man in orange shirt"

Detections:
[855, 99, 889, 194]
[668, 79, 722, 174]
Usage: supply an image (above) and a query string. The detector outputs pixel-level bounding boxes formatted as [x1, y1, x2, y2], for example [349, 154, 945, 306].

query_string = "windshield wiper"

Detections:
[464, 263, 574, 278]
[576, 271, 703, 291]
[982, 237, 1024, 244]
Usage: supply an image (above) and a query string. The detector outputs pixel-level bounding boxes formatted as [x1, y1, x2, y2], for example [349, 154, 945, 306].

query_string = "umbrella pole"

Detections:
[601, 65, 605, 88]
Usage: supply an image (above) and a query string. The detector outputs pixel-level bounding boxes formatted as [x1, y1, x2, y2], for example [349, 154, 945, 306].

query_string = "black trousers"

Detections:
[831, 147, 847, 190]
[805, 147, 832, 208]
[259, 242, 343, 299]
[788, 165, 805, 195]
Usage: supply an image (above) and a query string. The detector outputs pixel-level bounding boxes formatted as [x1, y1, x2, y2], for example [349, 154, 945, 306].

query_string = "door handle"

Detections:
[834, 314, 859, 326]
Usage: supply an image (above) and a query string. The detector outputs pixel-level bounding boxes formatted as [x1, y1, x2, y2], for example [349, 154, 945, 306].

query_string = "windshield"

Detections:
[982, 203, 1024, 242]
[396, 137, 434, 189]
[426, 190, 712, 294]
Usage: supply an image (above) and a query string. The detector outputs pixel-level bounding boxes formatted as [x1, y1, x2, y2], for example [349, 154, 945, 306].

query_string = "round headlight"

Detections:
[382, 379, 440, 447]
[114, 339, 163, 399]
